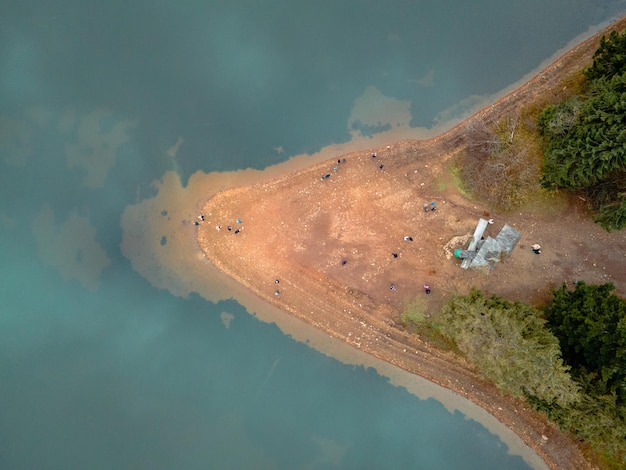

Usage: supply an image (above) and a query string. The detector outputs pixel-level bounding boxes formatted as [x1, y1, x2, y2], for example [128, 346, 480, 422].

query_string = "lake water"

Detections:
[2, 1, 625, 469]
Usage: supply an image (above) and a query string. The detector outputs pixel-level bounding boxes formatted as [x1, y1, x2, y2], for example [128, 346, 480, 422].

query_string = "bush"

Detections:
[461, 116, 542, 210]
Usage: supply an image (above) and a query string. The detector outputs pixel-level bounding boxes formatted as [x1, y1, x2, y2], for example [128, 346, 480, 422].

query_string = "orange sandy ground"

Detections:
[197, 17, 626, 470]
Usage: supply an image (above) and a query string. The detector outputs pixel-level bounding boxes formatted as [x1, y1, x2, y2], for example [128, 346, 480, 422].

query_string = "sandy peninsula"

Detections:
[193, 17, 626, 470]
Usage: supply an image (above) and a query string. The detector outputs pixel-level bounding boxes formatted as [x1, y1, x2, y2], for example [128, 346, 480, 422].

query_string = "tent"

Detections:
[458, 220, 521, 274]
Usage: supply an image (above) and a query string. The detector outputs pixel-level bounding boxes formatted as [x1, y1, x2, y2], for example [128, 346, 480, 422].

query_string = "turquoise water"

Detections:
[2, 1, 625, 469]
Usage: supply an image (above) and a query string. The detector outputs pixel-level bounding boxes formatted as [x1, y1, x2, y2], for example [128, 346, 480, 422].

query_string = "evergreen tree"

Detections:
[438, 289, 579, 406]
[585, 30, 626, 81]
[539, 69, 626, 230]
[539, 29, 626, 230]
[544, 282, 626, 403]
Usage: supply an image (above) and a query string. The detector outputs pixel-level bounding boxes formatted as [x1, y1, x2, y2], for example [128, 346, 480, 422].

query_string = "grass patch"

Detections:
[519, 187, 570, 215]
[400, 297, 428, 327]
[446, 160, 472, 198]
[400, 298, 459, 351]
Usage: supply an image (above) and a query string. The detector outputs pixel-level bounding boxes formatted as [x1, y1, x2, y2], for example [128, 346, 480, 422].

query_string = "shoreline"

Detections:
[122, 15, 626, 470]
[195, 16, 626, 470]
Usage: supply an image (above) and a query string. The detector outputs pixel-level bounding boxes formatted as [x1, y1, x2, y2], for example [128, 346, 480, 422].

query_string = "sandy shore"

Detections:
[122, 15, 626, 470]
[195, 17, 626, 470]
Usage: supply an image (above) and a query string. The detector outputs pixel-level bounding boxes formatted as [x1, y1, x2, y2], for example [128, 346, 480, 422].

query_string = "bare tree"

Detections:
[461, 115, 540, 210]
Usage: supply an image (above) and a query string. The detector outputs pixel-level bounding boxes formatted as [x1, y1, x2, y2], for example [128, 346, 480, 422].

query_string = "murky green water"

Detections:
[2, 1, 624, 468]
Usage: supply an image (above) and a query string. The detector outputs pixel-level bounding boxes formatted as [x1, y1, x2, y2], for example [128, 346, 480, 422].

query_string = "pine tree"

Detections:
[544, 282, 626, 403]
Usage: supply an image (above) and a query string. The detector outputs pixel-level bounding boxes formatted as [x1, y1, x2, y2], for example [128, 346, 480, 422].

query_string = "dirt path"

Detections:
[197, 16, 626, 470]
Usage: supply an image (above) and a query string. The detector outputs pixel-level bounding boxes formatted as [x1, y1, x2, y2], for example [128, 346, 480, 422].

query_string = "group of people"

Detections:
[371, 151, 386, 170]
[194, 213, 247, 238]
[320, 158, 346, 181]
[206, 218, 244, 235]
[423, 202, 436, 212]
